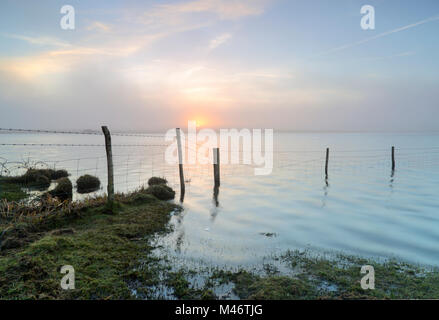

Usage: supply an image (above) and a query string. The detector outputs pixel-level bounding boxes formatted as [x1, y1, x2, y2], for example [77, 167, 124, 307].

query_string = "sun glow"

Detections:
[189, 118, 208, 128]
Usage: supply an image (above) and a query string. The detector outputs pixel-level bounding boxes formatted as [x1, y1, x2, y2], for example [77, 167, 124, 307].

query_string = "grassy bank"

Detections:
[0, 184, 182, 299]
[1, 179, 439, 299]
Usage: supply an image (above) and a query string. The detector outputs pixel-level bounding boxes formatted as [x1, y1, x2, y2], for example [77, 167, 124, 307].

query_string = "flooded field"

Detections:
[2, 132, 439, 270]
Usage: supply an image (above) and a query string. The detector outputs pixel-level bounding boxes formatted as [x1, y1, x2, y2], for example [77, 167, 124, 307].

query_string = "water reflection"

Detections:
[322, 176, 329, 207]
[210, 185, 220, 221]
[213, 185, 219, 207]
[3, 133, 439, 266]
[389, 169, 395, 190]
[174, 210, 185, 253]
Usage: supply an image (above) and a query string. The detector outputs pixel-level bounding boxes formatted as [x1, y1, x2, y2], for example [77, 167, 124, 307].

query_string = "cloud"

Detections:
[134, 0, 270, 31]
[1, 33, 71, 48]
[0, 0, 270, 83]
[316, 15, 439, 56]
[0, 29, 167, 81]
[142, 0, 268, 22]
[208, 33, 232, 50]
[86, 21, 112, 32]
[2, 1, 437, 132]
[0, 0, 270, 82]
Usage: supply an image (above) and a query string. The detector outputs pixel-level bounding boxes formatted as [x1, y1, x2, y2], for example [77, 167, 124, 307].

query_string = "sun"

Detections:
[195, 119, 205, 127]
[189, 118, 208, 128]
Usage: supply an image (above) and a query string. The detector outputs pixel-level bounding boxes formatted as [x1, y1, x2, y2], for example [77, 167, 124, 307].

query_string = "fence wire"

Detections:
[1, 128, 439, 202]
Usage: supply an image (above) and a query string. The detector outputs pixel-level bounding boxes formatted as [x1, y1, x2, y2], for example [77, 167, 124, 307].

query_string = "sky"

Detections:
[0, 0, 438, 132]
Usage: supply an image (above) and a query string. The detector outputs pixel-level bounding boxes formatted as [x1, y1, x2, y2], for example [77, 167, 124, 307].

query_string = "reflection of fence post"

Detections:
[391, 146, 395, 171]
[213, 147, 220, 187]
[176, 128, 185, 198]
[325, 148, 329, 178]
[102, 126, 114, 210]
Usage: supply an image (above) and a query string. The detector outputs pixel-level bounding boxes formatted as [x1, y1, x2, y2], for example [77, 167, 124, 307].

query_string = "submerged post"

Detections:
[176, 128, 185, 199]
[325, 147, 329, 178]
[213, 147, 220, 187]
[391, 146, 395, 171]
[101, 126, 114, 210]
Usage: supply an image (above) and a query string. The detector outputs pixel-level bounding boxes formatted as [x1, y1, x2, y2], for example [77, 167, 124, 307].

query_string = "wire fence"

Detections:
[1, 127, 439, 202]
[0, 127, 170, 201]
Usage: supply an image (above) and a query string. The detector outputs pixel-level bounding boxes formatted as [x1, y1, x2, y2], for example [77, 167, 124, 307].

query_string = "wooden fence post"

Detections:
[392, 146, 395, 171]
[213, 147, 220, 187]
[176, 128, 185, 199]
[102, 126, 114, 210]
[325, 147, 329, 178]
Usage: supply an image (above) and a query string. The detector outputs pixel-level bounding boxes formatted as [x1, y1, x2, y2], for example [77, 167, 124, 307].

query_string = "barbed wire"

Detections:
[2, 153, 439, 203]
[0, 143, 169, 147]
[2, 127, 439, 203]
[0, 128, 165, 138]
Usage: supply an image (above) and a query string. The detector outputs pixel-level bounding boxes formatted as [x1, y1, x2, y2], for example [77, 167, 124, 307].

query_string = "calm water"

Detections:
[1, 132, 439, 266]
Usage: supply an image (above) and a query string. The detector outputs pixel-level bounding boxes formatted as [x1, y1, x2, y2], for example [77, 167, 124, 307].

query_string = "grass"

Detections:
[76, 174, 100, 194]
[48, 177, 73, 200]
[279, 250, 439, 299]
[0, 168, 70, 194]
[2, 176, 439, 299]
[204, 250, 439, 299]
[0, 187, 181, 299]
[231, 272, 315, 299]
[0, 178, 28, 202]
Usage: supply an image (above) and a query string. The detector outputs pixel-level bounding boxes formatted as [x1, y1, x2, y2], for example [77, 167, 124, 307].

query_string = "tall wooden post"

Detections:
[213, 147, 220, 187]
[391, 146, 395, 171]
[325, 148, 329, 178]
[102, 126, 114, 210]
[176, 128, 185, 199]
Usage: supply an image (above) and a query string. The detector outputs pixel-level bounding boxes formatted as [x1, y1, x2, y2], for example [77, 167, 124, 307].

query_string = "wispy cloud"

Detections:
[86, 21, 112, 32]
[1, 33, 71, 48]
[139, 0, 268, 24]
[208, 33, 232, 50]
[316, 15, 439, 57]
[1, 0, 270, 78]
[0, 32, 165, 80]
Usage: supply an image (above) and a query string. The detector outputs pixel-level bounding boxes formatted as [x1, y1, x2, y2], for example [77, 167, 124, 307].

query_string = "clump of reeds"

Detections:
[47, 177, 73, 201]
[0, 195, 106, 225]
[2, 168, 70, 191]
[76, 174, 101, 194]
[145, 178, 175, 200]
[148, 177, 168, 186]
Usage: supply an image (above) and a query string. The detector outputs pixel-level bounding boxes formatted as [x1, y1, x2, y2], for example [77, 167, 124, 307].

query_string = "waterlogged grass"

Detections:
[279, 250, 439, 299]
[0, 188, 181, 299]
[1, 181, 439, 299]
[0, 178, 28, 202]
[202, 250, 439, 299]
[127, 249, 439, 300]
